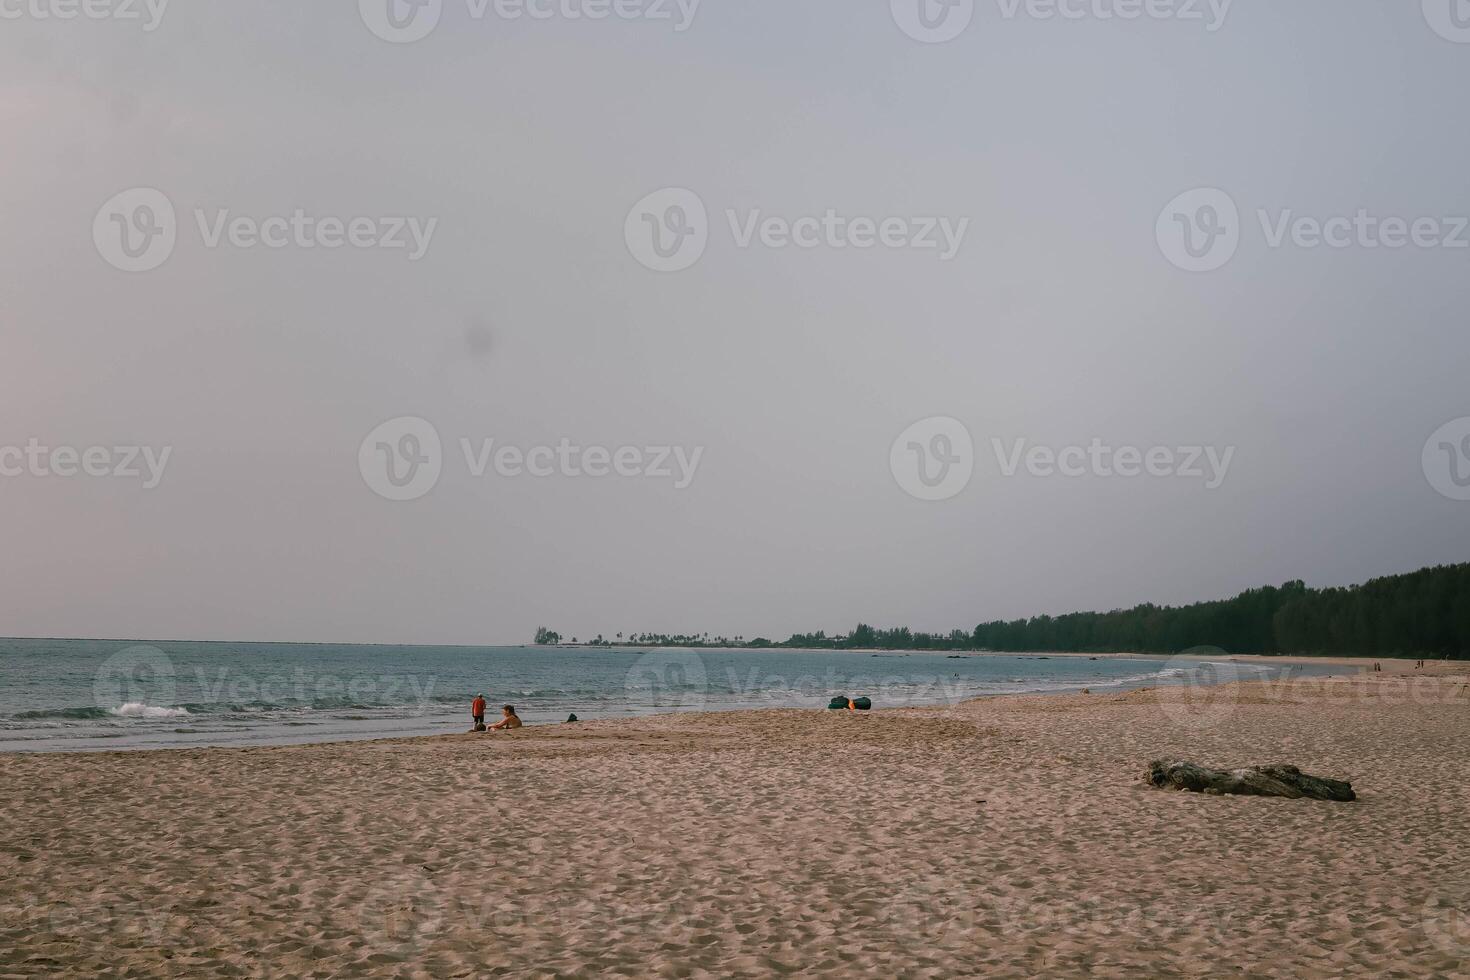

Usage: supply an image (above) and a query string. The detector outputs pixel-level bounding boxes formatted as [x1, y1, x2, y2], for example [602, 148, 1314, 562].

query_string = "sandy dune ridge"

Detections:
[2, 660, 1469, 977]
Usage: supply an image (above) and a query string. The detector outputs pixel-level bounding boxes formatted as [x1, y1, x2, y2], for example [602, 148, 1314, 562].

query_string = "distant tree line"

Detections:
[534, 562, 1470, 659]
[534, 629, 773, 648]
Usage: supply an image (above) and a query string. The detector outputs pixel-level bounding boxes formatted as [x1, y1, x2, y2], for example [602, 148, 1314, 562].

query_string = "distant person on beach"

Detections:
[488, 705, 522, 731]
[471, 694, 487, 731]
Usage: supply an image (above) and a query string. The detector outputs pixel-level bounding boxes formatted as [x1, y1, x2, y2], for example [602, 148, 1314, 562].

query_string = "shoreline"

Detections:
[3, 654, 1406, 760]
[3, 661, 1467, 975]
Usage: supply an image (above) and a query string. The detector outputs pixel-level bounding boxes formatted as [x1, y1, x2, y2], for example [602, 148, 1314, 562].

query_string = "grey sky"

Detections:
[2, 1, 1468, 644]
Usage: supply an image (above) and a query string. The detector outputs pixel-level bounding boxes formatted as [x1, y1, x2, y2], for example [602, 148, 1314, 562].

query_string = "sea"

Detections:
[0, 638, 1341, 753]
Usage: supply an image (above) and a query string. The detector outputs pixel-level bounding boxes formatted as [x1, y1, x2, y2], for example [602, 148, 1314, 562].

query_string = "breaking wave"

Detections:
[109, 702, 192, 719]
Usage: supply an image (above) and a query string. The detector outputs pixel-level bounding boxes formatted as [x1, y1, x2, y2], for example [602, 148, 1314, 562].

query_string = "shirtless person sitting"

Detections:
[488, 705, 523, 731]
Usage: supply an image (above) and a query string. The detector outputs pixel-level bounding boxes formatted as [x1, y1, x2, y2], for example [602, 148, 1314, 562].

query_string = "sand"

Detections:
[2, 659, 1469, 978]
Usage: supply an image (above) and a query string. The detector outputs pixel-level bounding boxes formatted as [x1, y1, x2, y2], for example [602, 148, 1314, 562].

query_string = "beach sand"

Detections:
[2, 660, 1469, 977]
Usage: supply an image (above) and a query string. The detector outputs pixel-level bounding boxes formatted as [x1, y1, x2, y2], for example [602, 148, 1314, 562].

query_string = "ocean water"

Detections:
[0, 638, 1337, 753]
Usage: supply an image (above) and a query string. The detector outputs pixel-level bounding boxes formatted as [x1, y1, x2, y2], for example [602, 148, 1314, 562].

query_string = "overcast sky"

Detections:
[2, 0, 1468, 645]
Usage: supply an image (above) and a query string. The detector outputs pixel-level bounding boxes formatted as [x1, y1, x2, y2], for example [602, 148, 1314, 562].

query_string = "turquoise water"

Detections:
[0, 638, 1335, 752]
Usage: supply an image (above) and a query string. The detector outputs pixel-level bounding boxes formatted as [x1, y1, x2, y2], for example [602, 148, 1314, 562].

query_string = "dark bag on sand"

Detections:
[828, 696, 849, 710]
[851, 697, 872, 711]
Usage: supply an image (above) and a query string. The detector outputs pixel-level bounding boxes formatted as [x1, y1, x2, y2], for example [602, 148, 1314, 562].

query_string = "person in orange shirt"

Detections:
[471, 694, 487, 731]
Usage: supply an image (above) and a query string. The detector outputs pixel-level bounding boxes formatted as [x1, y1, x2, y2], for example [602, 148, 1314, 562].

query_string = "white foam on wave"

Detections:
[109, 702, 192, 719]
[1093, 662, 1273, 687]
[1198, 660, 1273, 672]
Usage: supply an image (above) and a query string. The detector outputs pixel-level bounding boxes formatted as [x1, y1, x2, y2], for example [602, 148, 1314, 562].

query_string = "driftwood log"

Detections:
[1146, 759, 1355, 802]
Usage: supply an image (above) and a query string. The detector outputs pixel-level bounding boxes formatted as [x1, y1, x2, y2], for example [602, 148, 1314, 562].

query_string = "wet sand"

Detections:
[2, 659, 1468, 977]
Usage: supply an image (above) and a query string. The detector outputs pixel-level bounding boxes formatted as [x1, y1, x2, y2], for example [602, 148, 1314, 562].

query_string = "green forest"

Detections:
[538, 562, 1470, 659]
